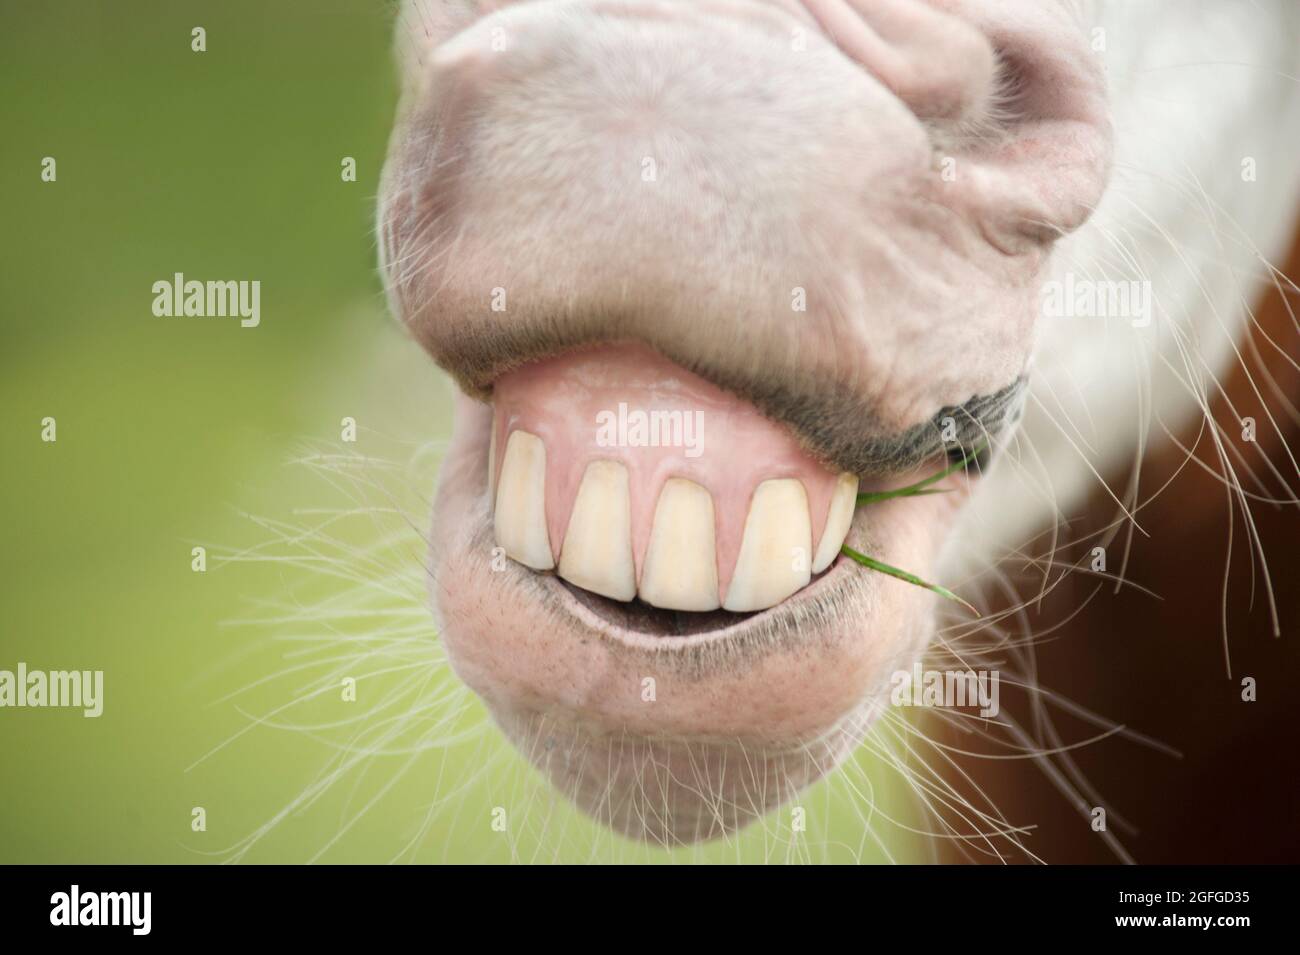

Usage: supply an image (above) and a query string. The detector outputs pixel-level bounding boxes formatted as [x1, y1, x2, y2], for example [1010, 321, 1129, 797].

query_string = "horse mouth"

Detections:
[485, 343, 861, 628]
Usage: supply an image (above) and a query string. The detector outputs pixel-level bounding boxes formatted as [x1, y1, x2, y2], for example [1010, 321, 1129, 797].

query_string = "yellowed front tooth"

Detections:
[487, 422, 498, 498]
[639, 479, 720, 612]
[493, 430, 553, 570]
[812, 473, 859, 573]
[723, 479, 812, 612]
[558, 460, 636, 601]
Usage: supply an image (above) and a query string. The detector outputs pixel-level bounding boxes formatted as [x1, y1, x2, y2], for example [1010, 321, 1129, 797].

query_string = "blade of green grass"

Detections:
[840, 545, 981, 616]
[839, 441, 989, 614]
[855, 440, 988, 505]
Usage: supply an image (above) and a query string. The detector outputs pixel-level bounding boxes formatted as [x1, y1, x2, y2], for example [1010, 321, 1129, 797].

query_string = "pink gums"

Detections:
[489, 343, 843, 604]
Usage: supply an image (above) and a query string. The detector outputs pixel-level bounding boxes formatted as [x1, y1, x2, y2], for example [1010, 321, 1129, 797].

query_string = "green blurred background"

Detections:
[0, 0, 921, 863]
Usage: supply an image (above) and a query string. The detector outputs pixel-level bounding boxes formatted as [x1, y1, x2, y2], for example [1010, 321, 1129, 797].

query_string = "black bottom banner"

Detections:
[0, 864, 1290, 940]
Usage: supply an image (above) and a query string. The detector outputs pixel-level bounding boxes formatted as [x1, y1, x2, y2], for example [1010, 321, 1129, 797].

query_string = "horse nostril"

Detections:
[799, 0, 999, 125]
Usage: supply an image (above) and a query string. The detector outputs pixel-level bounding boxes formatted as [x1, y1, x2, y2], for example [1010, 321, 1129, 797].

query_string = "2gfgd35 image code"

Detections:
[2, 0, 1298, 892]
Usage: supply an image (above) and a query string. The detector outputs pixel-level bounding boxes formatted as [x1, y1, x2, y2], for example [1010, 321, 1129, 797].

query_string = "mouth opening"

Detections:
[558, 577, 762, 637]
[552, 555, 849, 639]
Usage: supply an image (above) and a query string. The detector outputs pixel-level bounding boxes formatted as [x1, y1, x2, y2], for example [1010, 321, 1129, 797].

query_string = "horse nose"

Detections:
[380, 0, 931, 379]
